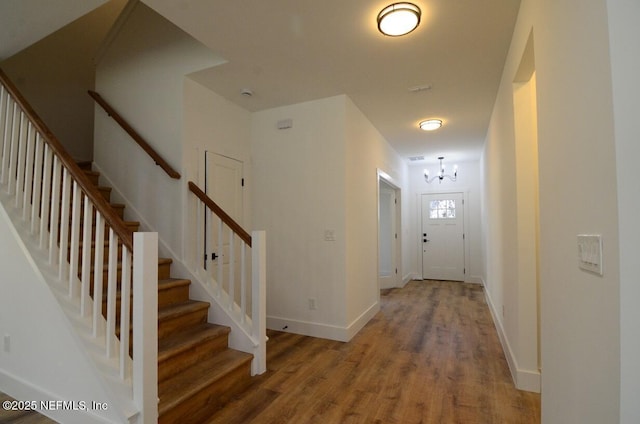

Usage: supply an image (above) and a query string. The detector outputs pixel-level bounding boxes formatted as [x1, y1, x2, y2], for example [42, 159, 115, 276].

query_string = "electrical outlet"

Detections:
[308, 298, 317, 310]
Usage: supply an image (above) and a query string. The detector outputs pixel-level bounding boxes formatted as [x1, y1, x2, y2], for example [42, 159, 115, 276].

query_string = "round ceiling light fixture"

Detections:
[377, 3, 421, 37]
[419, 119, 443, 131]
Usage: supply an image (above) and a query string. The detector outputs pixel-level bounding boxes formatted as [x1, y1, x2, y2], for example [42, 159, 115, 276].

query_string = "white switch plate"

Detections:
[577, 234, 603, 276]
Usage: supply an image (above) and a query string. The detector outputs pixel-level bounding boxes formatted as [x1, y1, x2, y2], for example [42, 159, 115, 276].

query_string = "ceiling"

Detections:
[2, 0, 521, 165]
[146, 0, 521, 165]
[0, 0, 107, 61]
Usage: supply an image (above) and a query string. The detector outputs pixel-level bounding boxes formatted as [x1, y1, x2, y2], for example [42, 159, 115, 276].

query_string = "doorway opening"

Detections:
[377, 172, 401, 289]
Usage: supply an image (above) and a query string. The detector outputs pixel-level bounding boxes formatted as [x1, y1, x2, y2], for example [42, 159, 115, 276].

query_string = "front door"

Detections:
[421, 192, 465, 281]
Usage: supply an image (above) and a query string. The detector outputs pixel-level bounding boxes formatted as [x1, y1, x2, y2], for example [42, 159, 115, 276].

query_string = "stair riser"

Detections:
[159, 310, 208, 340]
[158, 285, 190, 308]
[158, 335, 229, 383]
[158, 362, 251, 424]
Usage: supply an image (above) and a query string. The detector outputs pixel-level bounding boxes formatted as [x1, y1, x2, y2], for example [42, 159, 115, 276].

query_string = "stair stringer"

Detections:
[91, 162, 262, 373]
[0, 195, 138, 424]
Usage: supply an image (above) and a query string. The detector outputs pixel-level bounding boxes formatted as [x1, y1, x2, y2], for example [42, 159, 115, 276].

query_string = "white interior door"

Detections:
[205, 152, 243, 222]
[204, 152, 244, 292]
[421, 192, 465, 281]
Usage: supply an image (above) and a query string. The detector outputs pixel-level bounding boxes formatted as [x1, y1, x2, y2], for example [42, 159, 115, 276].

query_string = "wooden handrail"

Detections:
[88, 90, 181, 179]
[0, 68, 134, 251]
[188, 181, 252, 247]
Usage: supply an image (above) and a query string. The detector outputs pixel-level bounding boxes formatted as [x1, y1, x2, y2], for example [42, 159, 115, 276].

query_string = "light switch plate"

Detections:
[577, 234, 603, 276]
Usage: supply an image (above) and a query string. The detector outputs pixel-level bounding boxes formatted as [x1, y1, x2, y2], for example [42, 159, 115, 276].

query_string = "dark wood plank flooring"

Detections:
[207, 280, 541, 423]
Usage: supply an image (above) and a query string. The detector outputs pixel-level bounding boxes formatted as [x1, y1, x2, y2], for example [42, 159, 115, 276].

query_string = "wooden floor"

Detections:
[207, 280, 540, 424]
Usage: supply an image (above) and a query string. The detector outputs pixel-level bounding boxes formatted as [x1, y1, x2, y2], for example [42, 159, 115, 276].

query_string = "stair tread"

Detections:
[158, 278, 191, 291]
[158, 323, 230, 362]
[158, 300, 210, 322]
[158, 349, 253, 414]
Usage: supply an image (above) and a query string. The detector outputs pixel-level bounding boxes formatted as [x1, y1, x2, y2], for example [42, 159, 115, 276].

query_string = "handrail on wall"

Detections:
[88, 90, 181, 180]
[188, 181, 251, 246]
[0, 69, 133, 251]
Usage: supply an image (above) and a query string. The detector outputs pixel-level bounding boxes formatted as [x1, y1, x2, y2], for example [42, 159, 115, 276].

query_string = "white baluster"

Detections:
[206, 207, 214, 289]
[21, 122, 35, 219]
[39, 146, 52, 249]
[240, 241, 247, 323]
[58, 168, 71, 281]
[0, 94, 12, 184]
[68, 181, 82, 297]
[217, 218, 223, 298]
[228, 231, 235, 311]
[6, 104, 19, 195]
[48, 157, 62, 265]
[0, 86, 6, 173]
[120, 245, 132, 380]
[14, 113, 27, 207]
[30, 134, 44, 234]
[106, 228, 118, 358]
[92, 212, 105, 338]
[80, 198, 93, 317]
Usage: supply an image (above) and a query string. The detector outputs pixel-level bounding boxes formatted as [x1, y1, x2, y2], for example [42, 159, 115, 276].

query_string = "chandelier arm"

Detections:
[424, 174, 457, 184]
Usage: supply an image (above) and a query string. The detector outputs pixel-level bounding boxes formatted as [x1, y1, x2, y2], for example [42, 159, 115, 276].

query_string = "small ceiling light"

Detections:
[419, 119, 442, 131]
[377, 3, 421, 37]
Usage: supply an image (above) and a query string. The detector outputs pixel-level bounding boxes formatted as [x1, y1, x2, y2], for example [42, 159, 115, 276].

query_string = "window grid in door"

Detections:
[429, 199, 456, 219]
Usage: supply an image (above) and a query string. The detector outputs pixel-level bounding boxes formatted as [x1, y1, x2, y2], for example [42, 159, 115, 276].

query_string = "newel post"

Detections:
[251, 230, 267, 375]
[133, 232, 158, 423]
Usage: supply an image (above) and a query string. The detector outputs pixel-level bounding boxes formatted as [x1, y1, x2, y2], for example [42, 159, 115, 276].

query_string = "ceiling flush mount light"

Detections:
[424, 157, 458, 184]
[377, 3, 421, 37]
[419, 119, 442, 131]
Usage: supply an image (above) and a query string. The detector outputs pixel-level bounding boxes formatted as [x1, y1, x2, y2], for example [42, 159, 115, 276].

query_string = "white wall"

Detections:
[344, 97, 408, 329]
[182, 77, 252, 229]
[408, 160, 483, 284]
[483, 0, 623, 422]
[251, 95, 349, 340]
[0, 204, 125, 424]
[607, 0, 640, 422]
[251, 95, 408, 341]
[1, 0, 127, 161]
[94, 2, 219, 258]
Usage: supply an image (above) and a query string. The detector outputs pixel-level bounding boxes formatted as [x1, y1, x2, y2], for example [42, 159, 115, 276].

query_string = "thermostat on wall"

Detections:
[577, 234, 603, 276]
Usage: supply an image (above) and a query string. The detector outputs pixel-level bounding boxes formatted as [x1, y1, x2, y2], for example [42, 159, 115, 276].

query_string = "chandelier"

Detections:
[424, 156, 458, 184]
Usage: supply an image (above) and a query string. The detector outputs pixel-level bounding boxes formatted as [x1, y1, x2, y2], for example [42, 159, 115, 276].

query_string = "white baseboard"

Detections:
[483, 285, 541, 393]
[267, 302, 380, 342]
